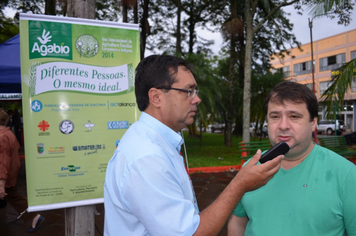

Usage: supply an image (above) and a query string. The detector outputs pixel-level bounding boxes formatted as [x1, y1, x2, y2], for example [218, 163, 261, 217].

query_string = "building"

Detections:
[270, 28, 356, 132]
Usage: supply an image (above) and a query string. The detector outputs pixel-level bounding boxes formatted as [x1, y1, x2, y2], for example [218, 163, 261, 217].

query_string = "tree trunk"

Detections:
[140, 0, 149, 59]
[65, 205, 95, 236]
[65, 1, 96, 235]
[176, 0, 182, 55]
[123, 3, 128, 22]
[67, 0, 96, 19]
[134, 1, 138, 24]
[226, 0, 238, 147]
[45, 0, 56, 15]
[242, 0, 253, 143]
[187, 2, 195, 54]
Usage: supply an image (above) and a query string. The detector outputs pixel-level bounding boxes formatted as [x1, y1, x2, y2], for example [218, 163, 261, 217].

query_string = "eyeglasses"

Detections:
[157, 86, 199, 98]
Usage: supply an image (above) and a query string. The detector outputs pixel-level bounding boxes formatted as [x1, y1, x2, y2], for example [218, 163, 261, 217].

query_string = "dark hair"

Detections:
[0, 109, 9, 125]
[135, 55, 192, 111]
[264, 81, 318, 121]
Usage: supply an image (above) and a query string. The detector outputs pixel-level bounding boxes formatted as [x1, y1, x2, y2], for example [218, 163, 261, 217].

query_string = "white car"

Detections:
[250, 122, 268, 137]
[316, 120, 346, 135]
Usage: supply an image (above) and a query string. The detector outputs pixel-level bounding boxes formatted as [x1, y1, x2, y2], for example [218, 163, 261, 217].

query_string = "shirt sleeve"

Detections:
[121, 154, 200, 236]
[232, 200, 247, 217]
[343, 165, 356, 236]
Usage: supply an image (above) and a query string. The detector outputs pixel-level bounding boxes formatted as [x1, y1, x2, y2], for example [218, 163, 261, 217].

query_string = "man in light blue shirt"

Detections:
[104, 55, 282, 236]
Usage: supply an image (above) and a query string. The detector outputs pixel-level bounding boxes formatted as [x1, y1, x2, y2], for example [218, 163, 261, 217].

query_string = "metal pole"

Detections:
[335, 103, 337, 136]
[309, 18, 317, 143]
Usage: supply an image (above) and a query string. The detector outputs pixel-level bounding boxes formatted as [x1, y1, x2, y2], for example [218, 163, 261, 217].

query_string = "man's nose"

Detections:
[193, 94, 201, 105]
[279, 117, 290, 130]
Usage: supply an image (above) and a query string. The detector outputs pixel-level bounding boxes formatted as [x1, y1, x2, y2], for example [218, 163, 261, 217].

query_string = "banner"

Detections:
[0, 93, 22, 100]
[19, 13, 140, 211]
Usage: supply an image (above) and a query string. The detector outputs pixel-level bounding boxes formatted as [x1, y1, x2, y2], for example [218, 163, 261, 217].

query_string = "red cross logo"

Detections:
[38, 120, 50, 131]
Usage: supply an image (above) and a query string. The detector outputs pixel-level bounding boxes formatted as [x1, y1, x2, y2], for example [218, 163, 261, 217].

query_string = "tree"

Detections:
[146, 0, 215, 56]
[96, 0, 121, 22]
[184, 53, 224, 141]
[250, 69, 285, 140]
[241, 0, 355, 143]
[45, 0, 56, 15]
[67, 0, 96, 18]
[220, 0, 243, 146]
[320, 59, 356, 118]
[215, 0, 301, 146]
[176, 0, 181, 55]
[139, 0, 150, 59]
[308, 0, 355, 118]
[242, 0, 301, 143]
[0, 16, 19, 43]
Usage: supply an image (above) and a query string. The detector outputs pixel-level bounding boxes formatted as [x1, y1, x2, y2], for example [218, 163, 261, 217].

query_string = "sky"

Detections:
[197, 5, 356, 55]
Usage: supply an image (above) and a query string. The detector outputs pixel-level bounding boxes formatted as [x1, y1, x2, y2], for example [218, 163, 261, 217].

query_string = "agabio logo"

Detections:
[29, 20, 73, 60]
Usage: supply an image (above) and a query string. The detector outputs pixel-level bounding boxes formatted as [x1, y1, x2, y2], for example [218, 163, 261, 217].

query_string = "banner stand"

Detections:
[19, 13, 140, 236]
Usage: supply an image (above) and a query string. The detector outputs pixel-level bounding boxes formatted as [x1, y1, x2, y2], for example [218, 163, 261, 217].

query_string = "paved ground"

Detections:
[0, 157, 237, 236]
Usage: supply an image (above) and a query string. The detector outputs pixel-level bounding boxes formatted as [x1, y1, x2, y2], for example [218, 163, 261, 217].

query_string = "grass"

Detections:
[182, 132, 269, 168]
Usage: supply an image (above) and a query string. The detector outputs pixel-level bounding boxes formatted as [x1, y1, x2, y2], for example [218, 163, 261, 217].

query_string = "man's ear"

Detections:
[148, 88, 162, 108]
[311, 117, 318, 130]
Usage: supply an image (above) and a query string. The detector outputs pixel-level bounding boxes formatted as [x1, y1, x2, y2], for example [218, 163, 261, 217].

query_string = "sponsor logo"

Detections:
[29, 21, 72, 59]
[61, 165, 80, 172]
[48, 146, 65, 154]
[59, 120, 74, 134]
[72, 144, 105, 156]
[84, 121, 95, 131]
[38, 120, 50, 131]
[31, 100, 43, 112]
[75, 35, 99, 58]
[107, 121, 129, 130]
[37, 143, 45, 155]
[72, 144, 105, 151]
[109, 102, 136, 107]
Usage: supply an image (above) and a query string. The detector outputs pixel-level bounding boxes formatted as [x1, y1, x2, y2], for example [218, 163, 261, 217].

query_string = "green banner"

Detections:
[19, 13, 140, 211]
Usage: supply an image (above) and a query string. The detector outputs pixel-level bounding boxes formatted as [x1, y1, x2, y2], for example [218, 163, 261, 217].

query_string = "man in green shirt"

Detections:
[228, 81, 356, 236]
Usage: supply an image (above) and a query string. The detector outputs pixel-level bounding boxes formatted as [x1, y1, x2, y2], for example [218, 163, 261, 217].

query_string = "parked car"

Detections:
[250, 122, 268, 137]
[210, 122, 225, 133]
[316, 119, 346, 135]
[209, 122, 235, 133]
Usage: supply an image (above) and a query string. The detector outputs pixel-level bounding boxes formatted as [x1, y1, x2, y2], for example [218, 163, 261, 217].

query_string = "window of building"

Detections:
[319, 53, 345, 71]
[305, 83, 313, 91]
[282, 66, 290, 78]
[319, 81, 333, 94]
[318, 104, 323, 113]
[293, 61, 313, 76]
[343, 100, 353, 111]
[351, 77, 356, 92]
[272, 66, 290, 78]
[351, 51, 356, 60]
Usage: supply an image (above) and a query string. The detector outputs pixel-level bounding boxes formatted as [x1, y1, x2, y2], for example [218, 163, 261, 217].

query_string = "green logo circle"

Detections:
[75, 35, 99, 58]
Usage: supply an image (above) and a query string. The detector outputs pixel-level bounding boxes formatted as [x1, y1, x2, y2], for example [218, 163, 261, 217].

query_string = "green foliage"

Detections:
[96, 0, 121, 21]
[0, 101, 23, 114]
[185, 53, 224, 128]
[250, 69, 285, 131]
[320, 58, 356, 119]
[305, 0, 354, 26]
[0, 16, 18, 43]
